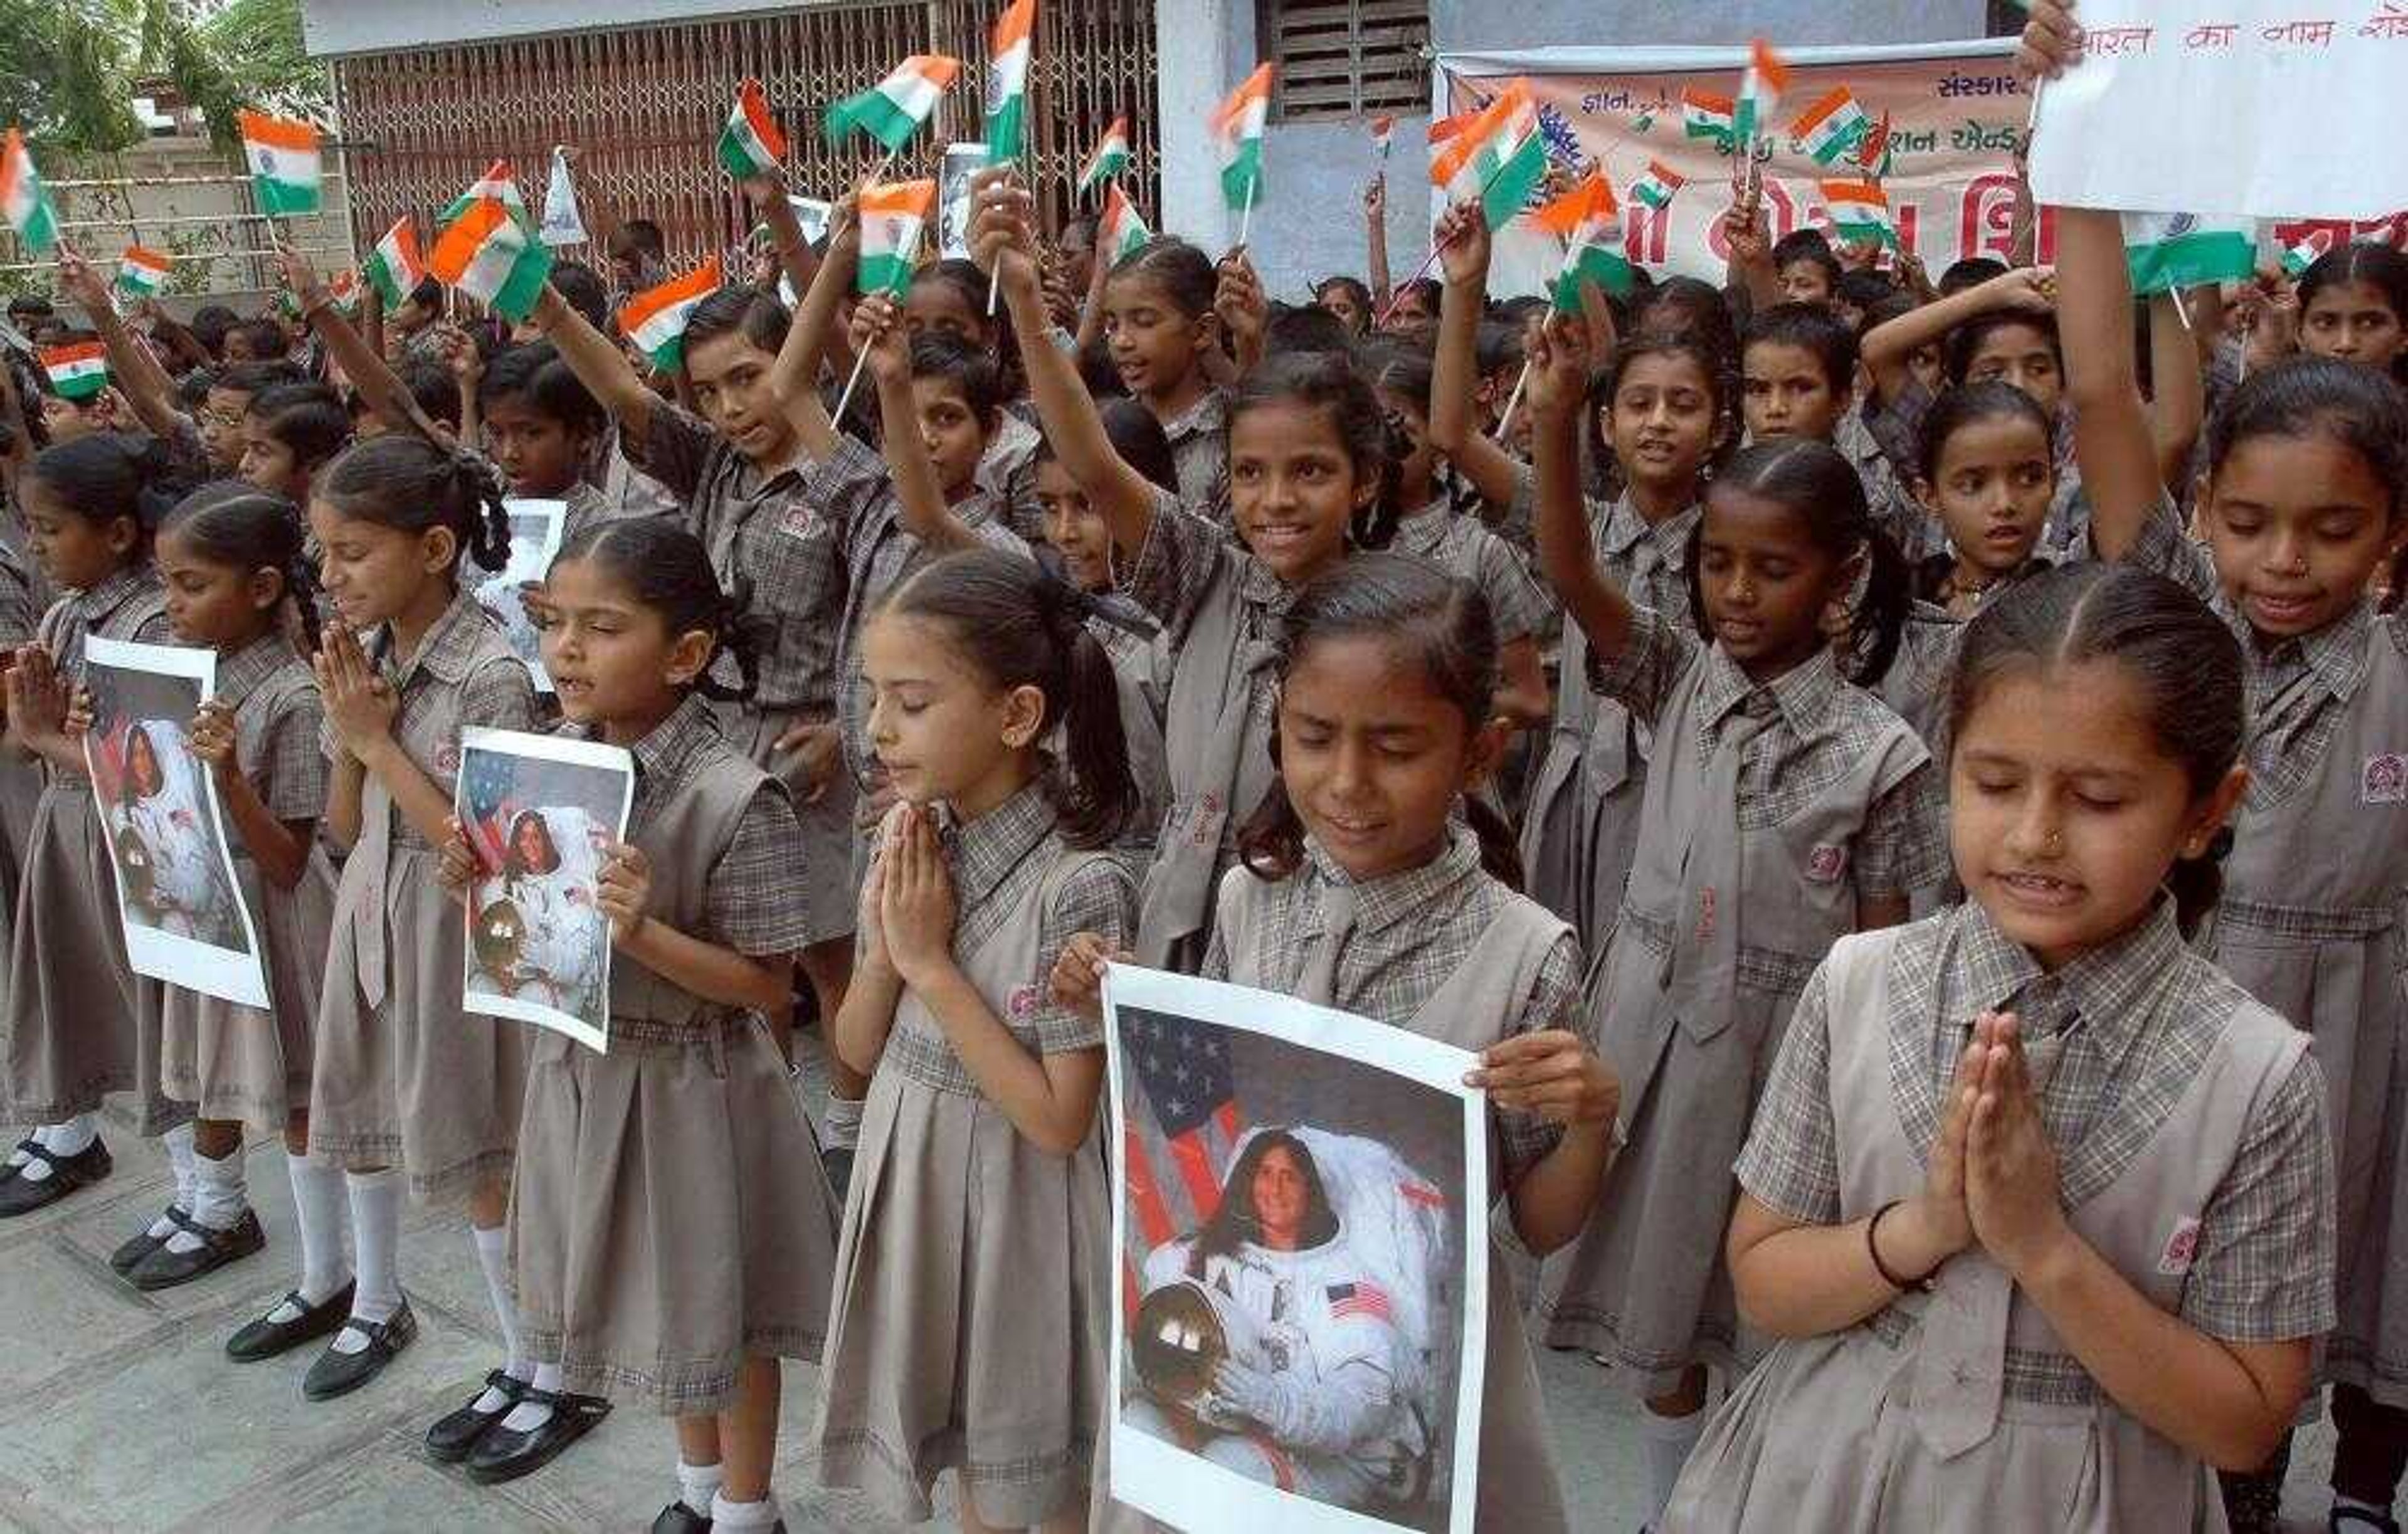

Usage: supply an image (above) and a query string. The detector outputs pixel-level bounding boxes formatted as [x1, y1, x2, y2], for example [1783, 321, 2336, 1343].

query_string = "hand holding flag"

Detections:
[837, 179, 938, 418]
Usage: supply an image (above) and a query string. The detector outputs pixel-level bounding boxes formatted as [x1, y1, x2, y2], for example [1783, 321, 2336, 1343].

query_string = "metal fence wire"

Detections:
[330, 0, 1161, 277]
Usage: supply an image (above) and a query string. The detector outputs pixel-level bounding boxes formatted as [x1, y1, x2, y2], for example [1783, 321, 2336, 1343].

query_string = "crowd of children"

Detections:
[1, 2, 2404, 1528]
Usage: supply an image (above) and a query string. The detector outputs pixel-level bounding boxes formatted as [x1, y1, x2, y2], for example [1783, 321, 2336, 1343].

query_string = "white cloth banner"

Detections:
[2028, 3, 2408, 221]
[541, 146, 588, 247]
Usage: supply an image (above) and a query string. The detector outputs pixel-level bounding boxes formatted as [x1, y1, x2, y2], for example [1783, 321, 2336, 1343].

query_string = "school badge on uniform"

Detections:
[1805, 844, 1849, 883]
[1007, 983, 1041, 1020]
[2156, 1215, 2202, 1276]
[2363, 753, 2407, 805]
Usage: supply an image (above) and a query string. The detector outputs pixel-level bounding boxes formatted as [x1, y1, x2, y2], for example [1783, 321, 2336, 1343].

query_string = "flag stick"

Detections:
[1374, 240, 1447, 327]
[1237, 189, 1255, 253]
[2169, 285, 2194, 331]
[1493, 362, 1531, 444]
[832, 342, 874, 424]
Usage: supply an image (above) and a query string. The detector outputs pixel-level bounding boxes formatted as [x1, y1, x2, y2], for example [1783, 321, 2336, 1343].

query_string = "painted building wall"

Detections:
[1163, 0, 1996, 298]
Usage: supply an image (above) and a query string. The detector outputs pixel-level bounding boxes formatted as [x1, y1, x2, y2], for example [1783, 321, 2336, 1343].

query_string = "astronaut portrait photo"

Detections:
[82, 637, 269, 1008]
[455, 727, 632, 1051]
[1105, 968, 1487, 1534]
[474, 500, 566, 692]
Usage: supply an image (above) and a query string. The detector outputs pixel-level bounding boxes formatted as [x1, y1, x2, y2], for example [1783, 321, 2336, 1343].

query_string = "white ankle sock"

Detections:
[677, 1459, 725, 1517]
[330, 1169, 401, 1354]
[1640, 1406, 1706, 1525]
[823, 1092, 863, 1151]
[146, 1122, 199, 1237]
[499, 1362, 561, 1432]
[710, 1490, 781, 1530]
[23, 1116, 97, 1184]
[281, 1153, 351, 1310]
[471, 1224, 529, 1411]
[159, 1145, 248, 1254]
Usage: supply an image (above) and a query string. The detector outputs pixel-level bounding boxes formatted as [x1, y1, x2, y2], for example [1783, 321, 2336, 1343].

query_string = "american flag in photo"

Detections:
[1120, 1009, 1246, 1320]
[1326, 1279, 1394, 1324]
[457, 745, 521, 874]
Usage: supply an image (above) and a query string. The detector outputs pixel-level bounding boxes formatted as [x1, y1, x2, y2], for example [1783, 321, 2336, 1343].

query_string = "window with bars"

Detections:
[1263, 0, 1431, 122]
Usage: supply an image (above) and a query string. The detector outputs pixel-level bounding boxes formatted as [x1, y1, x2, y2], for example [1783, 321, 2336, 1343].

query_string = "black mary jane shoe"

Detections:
[127, 1207, 265, 1291]
[0, 1136, 111, 1217]
[2333, 1510, 2404, 1534]
[227, 1281, 356, 1362]
[300, 1301, 417, 1400]
[650, 1503, 711, 1534]
[107, 1205, 186, 1275]
[0, 1134, 42, 1184]
[424, 1370, 525, 1463]
[462, 1389, 611, 1484]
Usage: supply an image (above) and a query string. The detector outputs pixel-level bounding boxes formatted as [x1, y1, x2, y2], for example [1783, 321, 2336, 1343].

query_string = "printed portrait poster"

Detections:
[475, 499, 566, 693]
[82, 637, 270, 1008]
[939, 141, 991, 260]
[455, 727, 633, 1052]
[1104, 965, 1489, 1534]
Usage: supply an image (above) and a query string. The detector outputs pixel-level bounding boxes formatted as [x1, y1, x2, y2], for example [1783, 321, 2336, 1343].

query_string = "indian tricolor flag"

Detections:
[1210, 63, 1274, 212]
[1099, 182, 1151, 265]
[1, 130, 56, 256]
[620, 258, 722, 371]
[1370, 114, 1396, 156]
[431, 196, 555, 323]
[1682, 87, 1735, 148]
[2282, 230, 2335, 279]
[1430, 84, 1546, 230]
[442, 161, 531, 228]
[2123, 212, 2258, 296]
[41, 342, 108, 402]
[1079, 117, 1131, 198]
[327, 269, 361, 318]
[985, 0, 1036, 166]
[1735, 38, 1792, 150]
[238, 110, 322, 216]
[1632, 160, 1687, 212]
[856, 180, 936, 297]
[1822, 179, 1898, 249]
[1533, 172, 1634, 308]
[1790, 87, 1869, 167]
[826, 55, 961, 154]
[364, 215, 426, 309]
[718, 79, 788, 179]
[115, 246, 172, 303]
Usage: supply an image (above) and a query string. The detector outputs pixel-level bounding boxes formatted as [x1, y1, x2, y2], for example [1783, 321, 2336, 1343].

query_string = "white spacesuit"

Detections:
[115, 720, 235, 942]
[491, 807, 605, 1015]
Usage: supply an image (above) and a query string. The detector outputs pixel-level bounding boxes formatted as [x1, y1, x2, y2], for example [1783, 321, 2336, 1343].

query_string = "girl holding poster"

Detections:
[0, 435, 180, 1229]
[446, 519, 839, 1519]
[1057, 552, 1620, 1532]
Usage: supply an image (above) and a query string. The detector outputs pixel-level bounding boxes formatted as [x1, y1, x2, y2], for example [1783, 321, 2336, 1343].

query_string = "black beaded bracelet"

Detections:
[1866, 1200, 1937, 1293]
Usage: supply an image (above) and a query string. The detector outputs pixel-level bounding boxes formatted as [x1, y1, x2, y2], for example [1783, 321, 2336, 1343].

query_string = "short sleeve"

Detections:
[1123, 490, 1239, 646]
[2180, 1047, 2338, 1343]
[258, 685, 330, 823]
[1474, 534, 1553, 646]
[1477, 458, 1539, 563]
[628, 405, 722, 505]
[458, 655, 540, 734]
[1027, 853, 1138, 1053]
[703, 780, 816, 958]
[1852, 760, 1951, 901]
[2108, 490, 2222, 609]
[1493, 929, 1590, 1183]
[1733, 966, 1842, 1225]
[814, 433, 899, 564]
[1580, 601, 1698, 728]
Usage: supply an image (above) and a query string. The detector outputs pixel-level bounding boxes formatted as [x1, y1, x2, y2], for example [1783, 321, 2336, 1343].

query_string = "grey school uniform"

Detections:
[2118, 495, 2408, 1406]
[1390, 494, 1552, 647]
[157, 635, 337, 1133]
[1162, 385, 1229, 521]
[2, 569, 186, 1136]
[0, 537, 44, 1013]
[815, 782, 1135, 1527]
[1131, 827, 1581, 1531]
[1120, 494, 1290, 968]
[630, 405, 862, 949]
[307, 593, 538, 1201]
[1540, 604, 1947, 1392]
[1518, 495, 1700, 948]
[1666, 902, 2335, 1532]
[976, 407, 1047, 542]
[509, 695, 840, 1414]
[1092, 609, 1175, 877]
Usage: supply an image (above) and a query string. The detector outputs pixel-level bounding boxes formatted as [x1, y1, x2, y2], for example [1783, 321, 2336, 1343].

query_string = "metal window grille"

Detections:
[1263, 0, 1430, 122]
[330, 0, 1158, 278]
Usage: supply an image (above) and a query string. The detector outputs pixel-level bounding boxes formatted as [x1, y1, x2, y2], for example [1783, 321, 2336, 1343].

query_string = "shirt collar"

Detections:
[76, 564, 157, 623]
[1695, 642, 1840, 738]
[1302, 822, 1484, 936]
[589, 692, 722, 791]
[1599, 495, 1703, 564]
[1238, 552, 1303, 615]
[1938, 896, 2184, 1056]
[214, 632, 298, 699]
[376, 589, 493, 687]
[2253, 597, 2373, 703]
[1162, 386, 1228, 443]
[1392, 497, 1450, 558]
[936, 776, 1057, 908]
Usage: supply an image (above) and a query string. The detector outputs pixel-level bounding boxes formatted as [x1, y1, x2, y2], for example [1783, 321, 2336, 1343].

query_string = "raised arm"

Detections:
[278, 246, 444, 443]
[1859, 267, 2055, 402]
[977, 169, 1161, 563]
[742, 175, 823, 305]
[528, 278, 658, 440]
[55, 245, 184, 442]
[1724, 164, 1781, 314]
[1365, 176, 1394, 307]
[2147, 286, 2212, 494]
[2056, 206, 2164, 558]
[1526, 312, 1635, 661]
[855, 295, 978, 554]
[771, 196, 858, 418]
[1429, 203, 1526, 506]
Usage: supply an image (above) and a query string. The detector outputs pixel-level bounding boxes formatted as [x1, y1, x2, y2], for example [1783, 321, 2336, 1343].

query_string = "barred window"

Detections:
[1263, 0, 1431, 122]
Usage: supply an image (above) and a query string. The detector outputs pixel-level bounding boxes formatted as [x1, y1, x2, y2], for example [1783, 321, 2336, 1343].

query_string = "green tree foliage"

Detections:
[0, 0, 324, 161]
